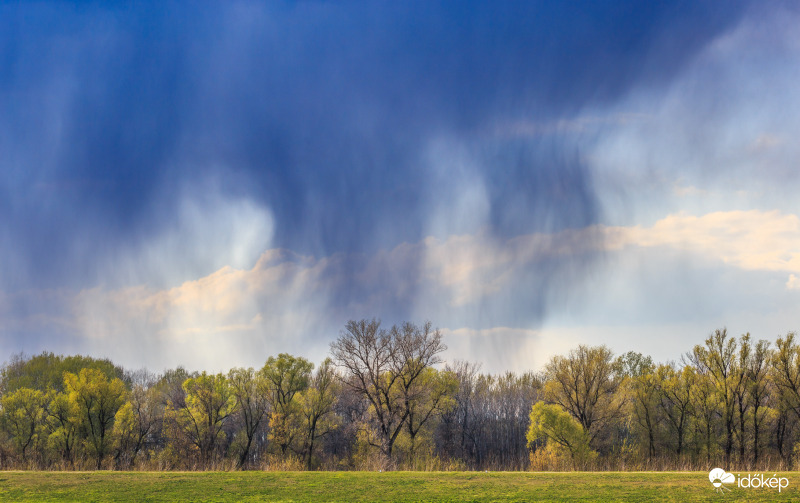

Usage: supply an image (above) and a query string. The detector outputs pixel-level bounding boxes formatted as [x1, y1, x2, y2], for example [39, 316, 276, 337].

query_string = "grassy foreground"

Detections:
[0, 470, 797, 502]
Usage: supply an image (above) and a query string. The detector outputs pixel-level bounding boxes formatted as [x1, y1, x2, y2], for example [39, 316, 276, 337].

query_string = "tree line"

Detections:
[1, 321, 799, 471]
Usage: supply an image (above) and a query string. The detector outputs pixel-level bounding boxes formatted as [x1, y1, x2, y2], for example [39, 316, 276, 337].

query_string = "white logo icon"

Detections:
[709, 468, 736, 492]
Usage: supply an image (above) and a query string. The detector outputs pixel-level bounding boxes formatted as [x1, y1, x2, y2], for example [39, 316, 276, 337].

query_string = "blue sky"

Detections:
[2, 1, 799, 373]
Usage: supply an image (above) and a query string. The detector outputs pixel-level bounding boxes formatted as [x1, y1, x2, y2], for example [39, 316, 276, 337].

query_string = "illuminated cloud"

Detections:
[612, 210, 800, 274]
[69, 249, 334, 371]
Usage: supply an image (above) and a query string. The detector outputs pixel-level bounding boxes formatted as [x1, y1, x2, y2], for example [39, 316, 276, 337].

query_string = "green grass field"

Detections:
[0, 471, 796, 502]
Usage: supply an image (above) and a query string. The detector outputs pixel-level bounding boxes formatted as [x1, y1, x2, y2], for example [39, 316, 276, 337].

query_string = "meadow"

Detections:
[0, 471, 797, 502]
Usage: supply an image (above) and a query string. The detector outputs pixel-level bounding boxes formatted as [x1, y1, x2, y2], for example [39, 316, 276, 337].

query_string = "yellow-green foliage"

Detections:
[529, 442, 575, 471]
[112, 401, 136, 466]
[168, 372, 234, 466]
[527, 402, 596, 469]
[297, 358, 340, 469]
[261, 353, 312, 455]
[227, 367, 270, 467]
[0, 387, 46, 463]
[44, 391, 79, 466]
[1, 353, 123, 395]
[64, 368, 127, 468]
[543, 345, 618, 445]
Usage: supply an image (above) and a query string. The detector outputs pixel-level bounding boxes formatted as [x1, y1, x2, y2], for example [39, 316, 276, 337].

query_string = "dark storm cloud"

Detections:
[0, 1, 748, 292]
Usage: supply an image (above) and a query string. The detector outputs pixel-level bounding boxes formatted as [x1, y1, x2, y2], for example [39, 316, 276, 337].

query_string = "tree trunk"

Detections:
[752, 405, 760, 468]
[305, 438, 315, 471]
[738, 402, 746, 466]
[724, 414, 734, 466]
[238, 432, 254, 468]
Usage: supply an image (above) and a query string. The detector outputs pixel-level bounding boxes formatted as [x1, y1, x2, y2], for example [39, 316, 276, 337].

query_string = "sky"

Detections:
[2, 1, 799, 374]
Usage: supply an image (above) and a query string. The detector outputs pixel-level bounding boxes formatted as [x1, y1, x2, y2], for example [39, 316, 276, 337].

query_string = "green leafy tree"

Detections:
[0, 388, 47, 465]
[689, 370, 720, 464]
[658, 364, 695, 457]
[544, 345, 619, 446]
[112, 402, 136, 468]
[732, 333, 754, 465]
[690, 328, 741, 466]
[772, 332, 800, 419]
[168, 372, 235, 467]
[2, 353, 124, 394]
[527, 402, 596, 468]
[111, 383, 160, 469]
[64, 368, 128, 469]
[297, 358, 339, 469]
[261, 354, 313, 456]
[747, 337, 771, 466]
[619, 354, 660, 460]
[44, 391, 79, 466]
[770, 332, 800, 466]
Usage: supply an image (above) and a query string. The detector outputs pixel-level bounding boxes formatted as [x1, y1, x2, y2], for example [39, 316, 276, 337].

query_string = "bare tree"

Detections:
[440, 360, 481, 463]
[330, 319, 445, 467]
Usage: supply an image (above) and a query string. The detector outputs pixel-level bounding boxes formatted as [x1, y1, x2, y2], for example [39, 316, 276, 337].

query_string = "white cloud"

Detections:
[610, 210, 800, 274]
[787, 274, 800, 290]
